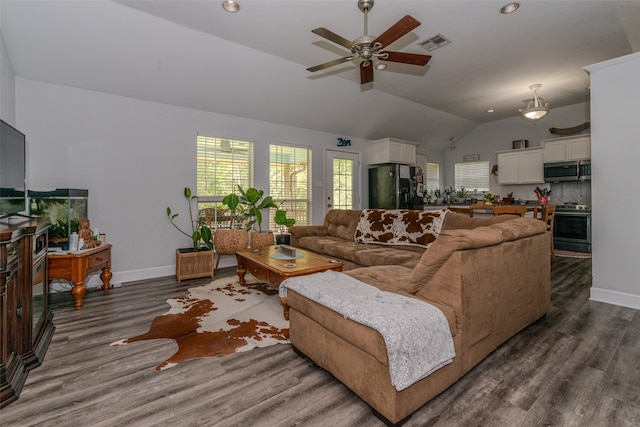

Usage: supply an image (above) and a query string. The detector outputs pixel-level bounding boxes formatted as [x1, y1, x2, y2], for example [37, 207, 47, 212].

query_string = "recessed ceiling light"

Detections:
[486, 109, 495, 113]
[500, 2, 520, 14]
[375, 63, 387, 70]
[222, 0, 240, 13]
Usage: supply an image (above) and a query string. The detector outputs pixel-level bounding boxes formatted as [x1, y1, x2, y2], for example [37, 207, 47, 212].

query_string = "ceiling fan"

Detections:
[306, 0, 432, 85]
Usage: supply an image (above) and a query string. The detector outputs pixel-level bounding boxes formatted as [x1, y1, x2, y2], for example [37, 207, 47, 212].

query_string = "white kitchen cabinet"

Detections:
[497, 148, 544, 184]
[497, 152, 520, 184]
[368, 138, 418, 165]
[543, 139, 566, 163]
[542, 135, 591, 162]
[565, 136, 591, 160]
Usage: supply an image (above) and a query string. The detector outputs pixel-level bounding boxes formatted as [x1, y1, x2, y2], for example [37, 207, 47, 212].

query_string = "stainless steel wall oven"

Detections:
[553, 206, 591, 253]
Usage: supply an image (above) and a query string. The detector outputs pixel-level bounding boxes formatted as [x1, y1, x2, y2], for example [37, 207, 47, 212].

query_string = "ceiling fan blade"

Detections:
[372, 15, 421, 49]
[360, 61, 374, 84]
[380, 51, 432, 66]
[307, 56, 354, 73]
[311, 27, 357, 50]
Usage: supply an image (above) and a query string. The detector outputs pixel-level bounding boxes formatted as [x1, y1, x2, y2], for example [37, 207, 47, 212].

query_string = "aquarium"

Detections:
[28, 189, 88, 249]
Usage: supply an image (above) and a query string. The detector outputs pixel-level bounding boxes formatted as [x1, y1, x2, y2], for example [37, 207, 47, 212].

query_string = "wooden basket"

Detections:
[175, 248, 214, 282]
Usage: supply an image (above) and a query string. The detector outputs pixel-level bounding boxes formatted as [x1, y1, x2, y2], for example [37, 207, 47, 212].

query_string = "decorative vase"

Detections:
[249, 230, 275, 250]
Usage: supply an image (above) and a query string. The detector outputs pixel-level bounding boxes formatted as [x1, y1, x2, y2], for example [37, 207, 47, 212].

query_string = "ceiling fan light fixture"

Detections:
[519, 83, 550, 121]
[306, 0, 431, 85]
[221, 0, 240, 13]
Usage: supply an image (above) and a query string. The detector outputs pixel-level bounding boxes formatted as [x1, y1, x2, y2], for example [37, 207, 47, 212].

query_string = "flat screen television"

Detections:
[0, 119, 27, 218]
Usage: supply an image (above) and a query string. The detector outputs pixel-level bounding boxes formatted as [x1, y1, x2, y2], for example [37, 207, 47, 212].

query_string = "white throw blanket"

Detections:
[280, 270, 455, 391]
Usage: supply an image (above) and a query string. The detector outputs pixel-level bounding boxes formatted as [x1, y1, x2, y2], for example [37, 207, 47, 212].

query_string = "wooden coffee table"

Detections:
[235, 246, 343, 319]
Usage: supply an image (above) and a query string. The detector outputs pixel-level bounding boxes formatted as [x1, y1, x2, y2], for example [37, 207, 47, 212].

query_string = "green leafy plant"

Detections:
[274, 201, 296, 230]
[238, 185, 278, 232]
[220, 193, 247, 229]
[166, 187, 213, 251]
[456, 187, 469, 199]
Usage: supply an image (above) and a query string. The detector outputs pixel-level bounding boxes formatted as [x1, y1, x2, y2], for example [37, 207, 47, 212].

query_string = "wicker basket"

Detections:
[175, 248, 214, 282]
[214, 229, 249, 254]
[249, 231, 275, 250]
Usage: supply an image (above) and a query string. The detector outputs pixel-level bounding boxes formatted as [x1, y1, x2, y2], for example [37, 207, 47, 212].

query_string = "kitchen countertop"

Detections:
[424, 203, 547, 216]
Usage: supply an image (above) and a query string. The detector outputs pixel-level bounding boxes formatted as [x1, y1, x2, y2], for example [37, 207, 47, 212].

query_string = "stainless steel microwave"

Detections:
[544, 161, 579, 182]
[579, 160, 591, 180]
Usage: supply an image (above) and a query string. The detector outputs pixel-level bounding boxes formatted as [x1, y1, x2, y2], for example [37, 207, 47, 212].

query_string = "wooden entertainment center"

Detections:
[0, 217, 55, 408]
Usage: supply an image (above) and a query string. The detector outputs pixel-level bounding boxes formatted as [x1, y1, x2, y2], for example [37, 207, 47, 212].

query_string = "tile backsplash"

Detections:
[497, 181, 591, 205]
[549, 181, 591, 205]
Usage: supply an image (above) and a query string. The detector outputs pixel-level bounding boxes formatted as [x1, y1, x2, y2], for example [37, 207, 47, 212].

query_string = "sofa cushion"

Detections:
[324, 209, 362, 240]
[441, 212, 514, 230]
[354, 209, 448, 248]
[295, 235, 343, 255]
[354, 247, 424, 269]
[321, 241, 367, 263]
[345, 265, 417, 293]
[409, 226, 504, 286]
[489, 217, 546, 241]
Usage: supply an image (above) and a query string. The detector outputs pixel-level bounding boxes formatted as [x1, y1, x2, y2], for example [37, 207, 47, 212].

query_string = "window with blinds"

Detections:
[454, 161, 490, 192]
[425, 163, 440, 191]
[196, 136, 254, 200]
[269, 144, 312, 227]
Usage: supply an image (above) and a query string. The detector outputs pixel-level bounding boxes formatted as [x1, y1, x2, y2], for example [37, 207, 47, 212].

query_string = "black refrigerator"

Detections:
[369, 164, 424, 209]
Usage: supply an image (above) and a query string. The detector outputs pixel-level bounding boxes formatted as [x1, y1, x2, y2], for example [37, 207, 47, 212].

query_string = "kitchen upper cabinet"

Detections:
[565, 136, 591, 160]
[542, 135, 591, 162]
[497, 148, 544, 184]
[368, 138, 418, 165]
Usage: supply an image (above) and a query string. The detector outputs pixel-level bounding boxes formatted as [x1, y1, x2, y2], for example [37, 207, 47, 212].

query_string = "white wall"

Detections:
[0, 3, 16, 124]
[586, 52, 640, 309]
[16, 78, 368, 284]
[442, 102, 590, 201]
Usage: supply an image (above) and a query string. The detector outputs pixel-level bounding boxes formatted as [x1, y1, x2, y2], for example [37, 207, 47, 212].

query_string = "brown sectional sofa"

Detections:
[286, 209, 551, 425]
[290, 209, 436, 271]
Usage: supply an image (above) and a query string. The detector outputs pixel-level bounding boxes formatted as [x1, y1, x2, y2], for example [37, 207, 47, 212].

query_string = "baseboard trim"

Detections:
[590, 287, 640, 310]
[115, 266, 175, 284]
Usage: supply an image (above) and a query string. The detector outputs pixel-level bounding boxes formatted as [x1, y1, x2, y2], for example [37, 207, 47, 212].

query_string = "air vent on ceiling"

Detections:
[418, 33, 451, 52]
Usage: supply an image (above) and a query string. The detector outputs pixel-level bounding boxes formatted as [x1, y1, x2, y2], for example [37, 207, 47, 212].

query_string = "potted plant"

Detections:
[224, 185, 277, 249]
[274, 201, 296, 232]
[235, 185, 277, 232]
[166, 187, 214, 282]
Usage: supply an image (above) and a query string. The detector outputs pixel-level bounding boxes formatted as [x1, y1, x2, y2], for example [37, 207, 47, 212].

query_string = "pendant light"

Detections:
[519, 84, 550, 120]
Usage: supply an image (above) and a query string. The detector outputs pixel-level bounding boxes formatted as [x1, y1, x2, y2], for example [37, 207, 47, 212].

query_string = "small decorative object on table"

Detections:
[78, 217, 101, 249]
[279, 245, 296, 258]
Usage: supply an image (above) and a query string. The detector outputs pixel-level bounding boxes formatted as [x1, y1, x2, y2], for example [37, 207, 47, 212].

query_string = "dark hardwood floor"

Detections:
[2, 256, 639, 426]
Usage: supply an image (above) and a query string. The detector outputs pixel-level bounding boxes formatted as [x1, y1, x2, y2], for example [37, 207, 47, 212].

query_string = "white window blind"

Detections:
[425, 163, 440, 191]
[455, 160, 490, 192]
[269, 144, 312, 227]
[196, 136, 254, 201]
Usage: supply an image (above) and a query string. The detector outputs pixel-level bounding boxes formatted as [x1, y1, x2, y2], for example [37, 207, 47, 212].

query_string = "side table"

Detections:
[48, 243, 112, 309]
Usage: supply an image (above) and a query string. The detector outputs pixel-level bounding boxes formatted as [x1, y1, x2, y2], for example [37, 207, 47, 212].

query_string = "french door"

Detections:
[325, 150, 360, 214]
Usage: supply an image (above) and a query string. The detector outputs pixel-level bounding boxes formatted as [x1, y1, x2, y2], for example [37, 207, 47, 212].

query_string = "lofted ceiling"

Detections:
[1, 1, 639, 151]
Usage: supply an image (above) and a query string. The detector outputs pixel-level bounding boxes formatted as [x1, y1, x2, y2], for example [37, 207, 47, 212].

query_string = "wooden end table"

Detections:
[48, 243, 112, 309]
[236, 246, 343, 320]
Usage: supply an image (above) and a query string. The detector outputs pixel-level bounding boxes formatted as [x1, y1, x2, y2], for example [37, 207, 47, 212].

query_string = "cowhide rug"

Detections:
[110, 274, 289, 370]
